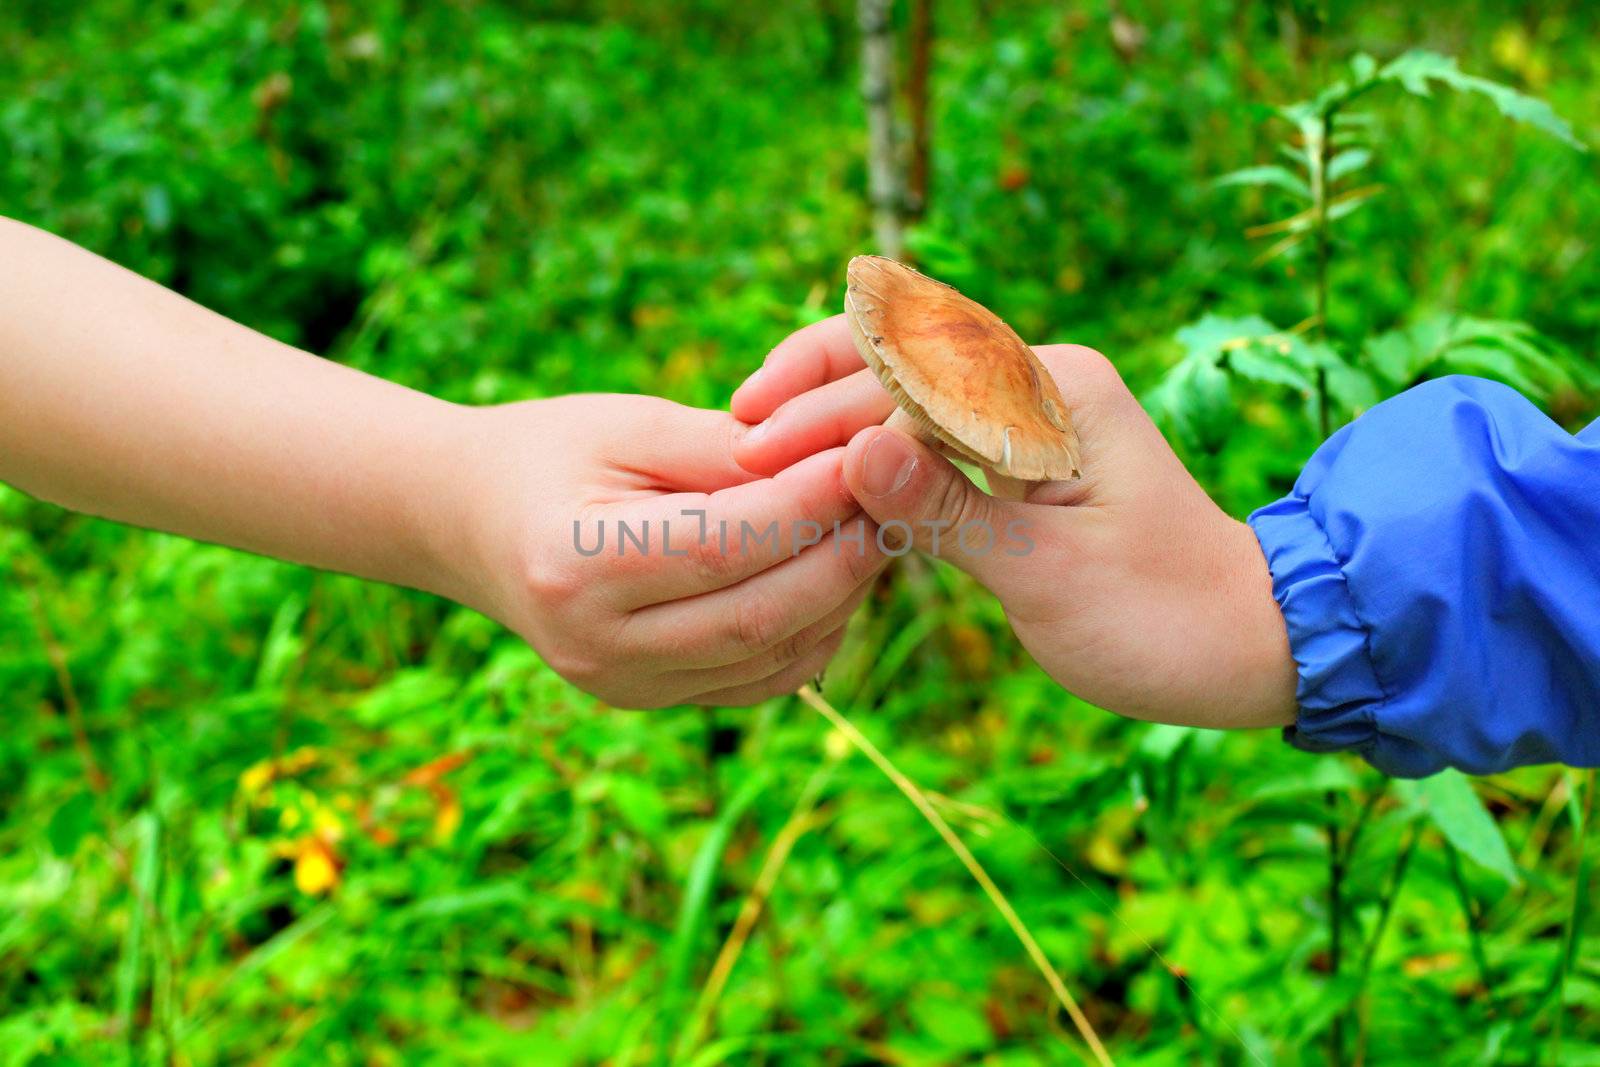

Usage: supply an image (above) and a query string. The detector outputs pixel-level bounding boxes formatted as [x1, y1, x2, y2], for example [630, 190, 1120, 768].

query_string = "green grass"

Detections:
[2, 1, 1598, 1063]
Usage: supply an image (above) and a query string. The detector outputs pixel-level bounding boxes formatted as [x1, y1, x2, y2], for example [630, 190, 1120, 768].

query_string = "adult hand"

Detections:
[454, 392, 886, 708]
[730, 316, 1296, 729]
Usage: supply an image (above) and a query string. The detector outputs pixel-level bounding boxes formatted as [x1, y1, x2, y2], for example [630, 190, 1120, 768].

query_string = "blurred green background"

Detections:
[1, 1, 1597, 1063]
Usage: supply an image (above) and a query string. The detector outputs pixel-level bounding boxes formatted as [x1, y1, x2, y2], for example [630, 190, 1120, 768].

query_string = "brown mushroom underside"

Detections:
[844, 255, 1081, 482]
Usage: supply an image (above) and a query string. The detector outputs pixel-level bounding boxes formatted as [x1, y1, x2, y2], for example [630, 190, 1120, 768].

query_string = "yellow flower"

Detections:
[293, 838, 341, 896]
[239, 747, 323, 798]
[433, 793, 462, 844]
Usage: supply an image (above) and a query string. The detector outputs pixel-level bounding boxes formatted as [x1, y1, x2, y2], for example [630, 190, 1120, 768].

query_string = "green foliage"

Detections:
[1149, 314, 1374, 451]
[1396, 772, 1520, 886]
[2, 2, 1598, 1065]
[1376, 50, 1585, 149]
[1159, 41, 1593, 466]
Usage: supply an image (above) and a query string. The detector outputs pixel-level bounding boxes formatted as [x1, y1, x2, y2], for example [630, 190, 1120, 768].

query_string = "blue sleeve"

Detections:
[1247, 376, 1600, 778]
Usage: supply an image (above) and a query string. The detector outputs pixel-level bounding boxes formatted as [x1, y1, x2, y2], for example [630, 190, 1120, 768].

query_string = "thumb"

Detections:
[843, 427, 1026, 586]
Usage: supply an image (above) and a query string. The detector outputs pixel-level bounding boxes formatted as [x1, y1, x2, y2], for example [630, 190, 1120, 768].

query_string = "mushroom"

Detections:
[843, 255, 1081, 500]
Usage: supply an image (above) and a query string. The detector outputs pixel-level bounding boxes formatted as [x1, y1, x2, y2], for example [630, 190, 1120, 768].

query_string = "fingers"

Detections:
[663, 581, 867, 694]
[600, 573, 867, 709]
[733, 368, 896, 477]
[623, 511, 885, 668]
[730, 315, 864, 424]
[842, 426, 1043, 598]
[589, 447, 863, 610]
[692, 625, 849, 708]
[611, 397, 760, 494]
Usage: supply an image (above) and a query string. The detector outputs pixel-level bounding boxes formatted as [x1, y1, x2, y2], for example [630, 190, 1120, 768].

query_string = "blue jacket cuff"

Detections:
[1249, 494, 1388, 764]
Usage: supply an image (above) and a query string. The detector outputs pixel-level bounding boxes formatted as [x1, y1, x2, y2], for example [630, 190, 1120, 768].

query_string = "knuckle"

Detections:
[773, 622, 819, 668]
[523, 547, 583, 610]
[685, 525, 742, 585]
[931, 471, 987, 533]
[844, 528, 885, 582]
[795, 474, 838, 531]
[730, 590, 785, 656]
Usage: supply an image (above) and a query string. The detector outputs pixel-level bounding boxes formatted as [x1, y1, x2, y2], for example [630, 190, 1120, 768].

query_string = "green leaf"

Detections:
[1363, 313, 1584, 399]
[1244, 758, 1362, 802]
[1289, 974, 1366, 1046]
[1364, 319, 1447, 386]
[1174, 313, 1280, 357]
[909, 994, 992, 1051]
[1396, 770, 1520, 885]
[607, 774, 670, 839]
[1154, 356, 1235, 451]
[1138, 723, 1196, 763]
[1326, 185, 1383, 223]
[253, 595, 306, 689]
[1327, 148, 1372, 183]
[46, 791, 97, 856]
[1276, 143, 1312, 170]
[1294, 342, 1381, 413]
[1439, 345, 1550, 395]
[116, 813, 160, 1038]
[1227, 345, 1316, 394]
[1379, 50, 1586, 150]
[1215, 165, 1311, 201]
[682, 1036, 810, 1067]
[1155, 315, 1356, 445]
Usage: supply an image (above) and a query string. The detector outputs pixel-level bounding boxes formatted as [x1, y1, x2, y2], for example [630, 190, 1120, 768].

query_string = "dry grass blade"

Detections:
[796, 685, 1114, 1066]
[676, 762, 834, 1061]
[1252, 231, 1307, 266]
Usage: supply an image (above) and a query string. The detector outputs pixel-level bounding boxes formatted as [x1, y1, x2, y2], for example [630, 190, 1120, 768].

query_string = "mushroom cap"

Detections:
[844, 255, 1082, 481]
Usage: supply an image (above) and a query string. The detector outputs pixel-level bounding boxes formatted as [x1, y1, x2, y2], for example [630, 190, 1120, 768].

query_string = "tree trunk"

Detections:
[905, 0, 934, 221]
[858, 0, 904, 260]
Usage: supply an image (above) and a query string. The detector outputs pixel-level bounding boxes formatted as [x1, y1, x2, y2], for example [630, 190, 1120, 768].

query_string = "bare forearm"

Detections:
[0, 217, 476, 600]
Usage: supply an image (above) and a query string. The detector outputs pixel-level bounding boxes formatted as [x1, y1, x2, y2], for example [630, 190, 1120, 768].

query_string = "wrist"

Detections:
[1221, 517, 1299, 727]
[396, 399, 510, 613]
[412, 399, 560, 633]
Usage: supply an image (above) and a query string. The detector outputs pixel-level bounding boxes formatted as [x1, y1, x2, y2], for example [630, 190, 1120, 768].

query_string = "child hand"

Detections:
[731, 316, 1297, 729]
[451, 392, 886, 708]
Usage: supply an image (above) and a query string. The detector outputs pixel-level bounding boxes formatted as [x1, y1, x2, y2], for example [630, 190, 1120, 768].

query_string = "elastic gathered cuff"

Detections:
[1248, 494, 1387, 762]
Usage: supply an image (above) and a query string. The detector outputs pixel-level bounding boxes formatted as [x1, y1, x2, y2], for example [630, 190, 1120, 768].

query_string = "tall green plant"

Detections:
[1150, 49, 1591, 452]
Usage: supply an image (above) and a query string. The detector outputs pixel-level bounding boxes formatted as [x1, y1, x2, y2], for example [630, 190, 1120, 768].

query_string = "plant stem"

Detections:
[1444, 842, 1495, 1009]
[1353, 826, 1420, 1067]
[1326, 791, 1345, 1066]
[1358, 826, 1420, 977]
[1551, 767, 1596, 1062]
[1313, 109, 1334, 438]
[795, 685, 1113, 1066]
[1310, 103, 1344, 1067]
[1339, 780, 1386, 870]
